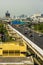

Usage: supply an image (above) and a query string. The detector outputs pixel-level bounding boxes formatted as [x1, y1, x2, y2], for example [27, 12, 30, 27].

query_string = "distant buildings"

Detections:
[30, 13, 43, 23]
[1, 11, 43, 23]
[5, 11, 10, 18]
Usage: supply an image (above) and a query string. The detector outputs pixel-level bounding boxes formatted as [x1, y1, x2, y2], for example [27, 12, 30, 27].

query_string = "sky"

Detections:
[0, 0, 43, 17]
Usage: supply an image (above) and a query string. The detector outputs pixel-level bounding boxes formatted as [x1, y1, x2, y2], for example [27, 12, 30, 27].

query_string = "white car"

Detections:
[38, 33, 43, 37]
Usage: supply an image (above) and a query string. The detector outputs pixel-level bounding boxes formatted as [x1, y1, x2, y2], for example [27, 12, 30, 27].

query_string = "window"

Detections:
[21, 52, 26, 54]
[9, 50, 14, 54]
[3, 50, 8, 54]
[15, 50, 20, 53]
[14, 50, 20, 55]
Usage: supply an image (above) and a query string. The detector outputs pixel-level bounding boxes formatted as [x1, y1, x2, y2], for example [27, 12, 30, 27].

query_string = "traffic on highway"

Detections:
[11, 24, 43, 50]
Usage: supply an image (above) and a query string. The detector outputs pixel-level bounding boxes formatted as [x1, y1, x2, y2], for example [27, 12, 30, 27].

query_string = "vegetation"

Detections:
[28, 22, 43, 33]
[26, 17, 33, 22]
[0, 23, 14, 42]
[33, 23, 43, 33]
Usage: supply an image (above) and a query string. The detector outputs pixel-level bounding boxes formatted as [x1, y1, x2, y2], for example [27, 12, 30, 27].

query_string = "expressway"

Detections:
[12, 25, 43, 50]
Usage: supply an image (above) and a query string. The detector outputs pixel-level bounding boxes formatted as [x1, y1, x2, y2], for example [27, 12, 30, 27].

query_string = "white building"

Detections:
[30, 13, 43, 23]
[39, 17, 43, 22]
[31, 13, 41, 18]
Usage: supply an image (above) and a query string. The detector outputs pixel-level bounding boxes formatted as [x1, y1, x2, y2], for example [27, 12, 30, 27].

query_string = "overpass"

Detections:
[7, 24, 43, 65]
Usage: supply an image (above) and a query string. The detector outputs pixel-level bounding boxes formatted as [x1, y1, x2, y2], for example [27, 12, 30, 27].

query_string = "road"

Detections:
[12, 25, 43, 50]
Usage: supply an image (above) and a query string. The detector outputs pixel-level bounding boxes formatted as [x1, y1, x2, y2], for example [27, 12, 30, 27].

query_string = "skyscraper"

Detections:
[5, 11, 10, 17]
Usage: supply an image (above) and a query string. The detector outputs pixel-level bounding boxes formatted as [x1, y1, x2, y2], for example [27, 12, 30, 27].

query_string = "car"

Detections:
[24, 30, 28, 34]
[38, 34, 43, 37]
[29, 33, 33, 37]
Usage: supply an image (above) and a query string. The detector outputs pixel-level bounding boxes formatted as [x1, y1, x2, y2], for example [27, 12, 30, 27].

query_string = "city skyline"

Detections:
[0, 0, 43, 17]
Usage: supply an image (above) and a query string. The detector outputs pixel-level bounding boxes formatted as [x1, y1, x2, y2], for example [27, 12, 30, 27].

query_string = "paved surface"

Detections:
[12, 25, 43, 50]
[0, 57, 32, 63]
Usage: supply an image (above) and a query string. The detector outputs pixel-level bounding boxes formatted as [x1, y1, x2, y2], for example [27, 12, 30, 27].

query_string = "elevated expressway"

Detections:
[7, 24, 43, 65]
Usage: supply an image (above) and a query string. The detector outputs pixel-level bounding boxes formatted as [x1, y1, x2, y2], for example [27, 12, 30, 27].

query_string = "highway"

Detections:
[12, 25, 43, 50]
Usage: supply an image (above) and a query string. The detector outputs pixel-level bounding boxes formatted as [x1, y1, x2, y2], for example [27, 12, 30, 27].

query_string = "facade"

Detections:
[0, 42, 26, 57]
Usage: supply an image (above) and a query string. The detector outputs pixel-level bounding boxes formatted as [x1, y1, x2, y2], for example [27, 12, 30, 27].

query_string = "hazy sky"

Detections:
[0, 0, 43, 17]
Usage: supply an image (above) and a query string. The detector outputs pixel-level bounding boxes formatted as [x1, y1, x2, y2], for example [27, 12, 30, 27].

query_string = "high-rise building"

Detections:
[5, 11, 10, 17]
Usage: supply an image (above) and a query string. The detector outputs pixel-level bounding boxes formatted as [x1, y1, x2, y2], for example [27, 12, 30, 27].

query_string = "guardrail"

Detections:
[8, 24, 43, 61]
